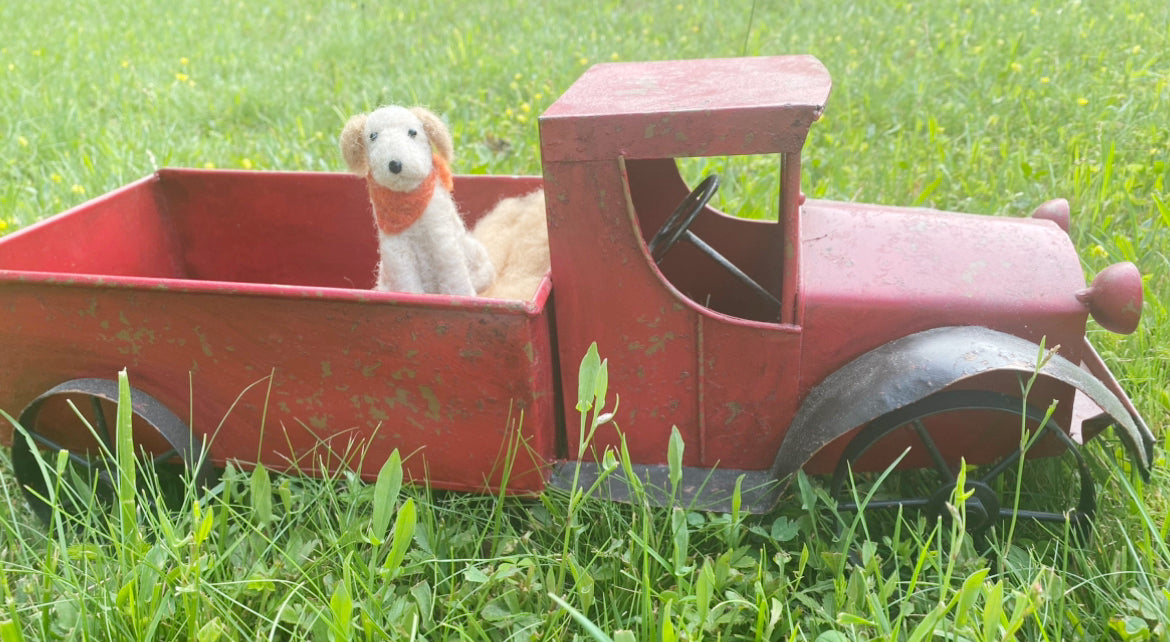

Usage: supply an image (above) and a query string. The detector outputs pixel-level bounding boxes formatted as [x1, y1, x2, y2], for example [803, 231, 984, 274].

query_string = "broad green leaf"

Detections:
[982, 581, 1005, 641]
[383, 498, 416, 578]
[730, 474, 743, 524]
[660, 599, 676, 642]
[1005, 586, 1036, 635]
[464, 565, 490, 584]
[576, 343, 601, 413]
[567, 554, 595, 614]
[601, 447, 619, 473]
[116, 370, 138, 543]
[907, 603, 946, 642]
[194, 501, 214, 547]
[196, 617, 225, 642]
[0, 619, 24, 642]
[695, 559, 714, 630]
[592, 358, 609, 416]
[667, 426, 684, 490]
[670, 507, 689, 574]
[770, 516, 800, 542]
[372, 449, 403, 539]
[250, 465, 272, 526]
[1108, 615, 1150, 641]
[411, 580, 433, 629]
[329, 566, 354, 641]
[955, 568, 989, 629]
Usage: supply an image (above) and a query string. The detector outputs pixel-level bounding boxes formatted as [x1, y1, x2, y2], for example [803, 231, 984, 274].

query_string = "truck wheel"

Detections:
[829, 389, 1095, 541]
[10, 378, 213, 526]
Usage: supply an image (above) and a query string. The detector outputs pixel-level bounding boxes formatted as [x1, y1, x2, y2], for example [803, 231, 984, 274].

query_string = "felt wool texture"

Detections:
[340, 105, 494, 296]
[367, 154, 454, 235]
[473, 190, 550, 301]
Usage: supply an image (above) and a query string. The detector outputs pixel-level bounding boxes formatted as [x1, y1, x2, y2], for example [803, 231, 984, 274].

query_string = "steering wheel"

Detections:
[646, 174, 782, 315]
[647, 175, 720, 262]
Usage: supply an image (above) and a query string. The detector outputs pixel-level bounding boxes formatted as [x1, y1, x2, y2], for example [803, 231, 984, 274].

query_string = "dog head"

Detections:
[340, 106, 454, 192]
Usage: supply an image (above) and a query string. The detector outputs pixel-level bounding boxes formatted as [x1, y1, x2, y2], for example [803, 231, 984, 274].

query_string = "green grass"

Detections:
[1, 0, 1168, 639]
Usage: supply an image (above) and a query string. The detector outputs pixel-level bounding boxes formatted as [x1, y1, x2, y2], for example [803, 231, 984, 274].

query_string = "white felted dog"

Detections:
[340, 106, 494, 296]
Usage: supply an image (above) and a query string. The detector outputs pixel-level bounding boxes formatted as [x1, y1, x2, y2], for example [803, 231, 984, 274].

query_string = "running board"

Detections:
[548, 462, 781, 514]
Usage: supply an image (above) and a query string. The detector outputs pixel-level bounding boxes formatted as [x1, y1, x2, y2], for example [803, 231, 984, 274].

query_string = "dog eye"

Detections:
[368, 132, 378, 141]
[408, 129, 417, 138]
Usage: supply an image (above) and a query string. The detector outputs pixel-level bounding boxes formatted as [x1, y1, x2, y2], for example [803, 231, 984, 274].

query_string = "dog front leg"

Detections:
[377, 235, 426, 293]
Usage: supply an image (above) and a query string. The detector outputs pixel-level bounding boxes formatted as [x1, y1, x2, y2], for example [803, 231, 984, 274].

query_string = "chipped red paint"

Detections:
[0, 56, 1149, 500]
[0, 171, 553, 493]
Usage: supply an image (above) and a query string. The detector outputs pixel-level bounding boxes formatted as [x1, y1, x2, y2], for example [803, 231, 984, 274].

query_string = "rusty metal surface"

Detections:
[540, 56, 830, 162]
[11, 378, 214, 523]
[0, 170, 557, 495]
[770, 326, 1153, 481]
[1079, 337, 1156, 461]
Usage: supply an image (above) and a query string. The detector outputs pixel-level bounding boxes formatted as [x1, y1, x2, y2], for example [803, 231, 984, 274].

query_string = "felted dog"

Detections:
[340, 106, 494, 296]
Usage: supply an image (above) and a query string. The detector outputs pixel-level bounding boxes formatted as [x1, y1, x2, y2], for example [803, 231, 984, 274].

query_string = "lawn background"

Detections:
[1, 0, 1168, 639]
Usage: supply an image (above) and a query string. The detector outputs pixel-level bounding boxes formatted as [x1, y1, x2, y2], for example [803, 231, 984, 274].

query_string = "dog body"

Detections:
[473, 190, 549, 301]
[341, 106, 493, 296]
[376, 188, 494, 295]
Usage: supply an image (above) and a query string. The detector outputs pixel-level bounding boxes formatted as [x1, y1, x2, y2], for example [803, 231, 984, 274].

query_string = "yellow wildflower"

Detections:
[71, 184, 85, 195]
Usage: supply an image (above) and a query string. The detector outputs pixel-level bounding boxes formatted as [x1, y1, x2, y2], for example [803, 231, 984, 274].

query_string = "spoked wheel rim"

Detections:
[11, 378, 213, 525]
[829, 389, 1096, 539]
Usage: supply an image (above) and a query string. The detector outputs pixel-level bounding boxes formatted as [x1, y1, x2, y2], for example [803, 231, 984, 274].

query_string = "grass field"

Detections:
[1, 0, 1168, 639]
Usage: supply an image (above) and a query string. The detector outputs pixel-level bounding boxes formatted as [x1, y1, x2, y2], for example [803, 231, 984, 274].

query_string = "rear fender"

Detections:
[769, 326, 1154, 480]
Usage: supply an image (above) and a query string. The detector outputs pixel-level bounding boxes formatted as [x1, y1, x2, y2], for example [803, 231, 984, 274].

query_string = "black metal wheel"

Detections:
[11, 378, 213, 525]
[829, 389, 1096, 540]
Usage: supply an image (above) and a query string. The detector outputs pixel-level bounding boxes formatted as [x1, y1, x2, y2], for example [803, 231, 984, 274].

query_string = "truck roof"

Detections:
[540, 55, 832, 162]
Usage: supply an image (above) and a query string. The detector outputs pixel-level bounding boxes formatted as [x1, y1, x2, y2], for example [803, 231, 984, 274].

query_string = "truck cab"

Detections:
[539, 56, 1151, 511]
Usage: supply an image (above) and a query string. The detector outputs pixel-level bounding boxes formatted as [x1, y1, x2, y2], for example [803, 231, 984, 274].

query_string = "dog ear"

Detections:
[339, 113, 370, 174]
[410, 107, 454, 164]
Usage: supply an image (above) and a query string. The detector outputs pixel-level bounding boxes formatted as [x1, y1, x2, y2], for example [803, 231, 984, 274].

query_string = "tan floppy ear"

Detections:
[339, 113, 369, 174]
[410, 107, 454, 164]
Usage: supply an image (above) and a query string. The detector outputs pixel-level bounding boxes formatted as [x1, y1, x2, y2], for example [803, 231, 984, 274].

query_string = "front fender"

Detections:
[769, 326, 1153, 480]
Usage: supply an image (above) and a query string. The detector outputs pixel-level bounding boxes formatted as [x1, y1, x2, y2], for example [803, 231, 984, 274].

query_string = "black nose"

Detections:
[388, 160, 402, 174]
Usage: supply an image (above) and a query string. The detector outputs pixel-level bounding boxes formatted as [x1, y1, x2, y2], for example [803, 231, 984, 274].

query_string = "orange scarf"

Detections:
[368, 155, 454, 235]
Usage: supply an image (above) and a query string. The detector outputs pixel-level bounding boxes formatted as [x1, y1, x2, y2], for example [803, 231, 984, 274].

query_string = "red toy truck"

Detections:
[0, 56, 1153, 533]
